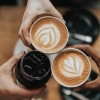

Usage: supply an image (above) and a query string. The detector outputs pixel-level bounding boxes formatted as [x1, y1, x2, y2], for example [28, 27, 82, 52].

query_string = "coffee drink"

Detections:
[52, 48, 91, 87]
[15, 51, 51, 89]
[30, 16, 69, 54]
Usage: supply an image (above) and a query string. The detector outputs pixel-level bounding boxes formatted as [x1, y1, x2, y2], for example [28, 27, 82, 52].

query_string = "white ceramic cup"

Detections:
[51, 48, 91, 88]
[30, 15, 69, 54]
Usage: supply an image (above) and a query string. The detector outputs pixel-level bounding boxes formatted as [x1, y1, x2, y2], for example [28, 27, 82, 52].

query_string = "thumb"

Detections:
[3, 51, 25, 71]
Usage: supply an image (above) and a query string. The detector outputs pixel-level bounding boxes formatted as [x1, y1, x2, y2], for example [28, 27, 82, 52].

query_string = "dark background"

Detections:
[0, 0, 100, 8]
[0, 0, 16, 5]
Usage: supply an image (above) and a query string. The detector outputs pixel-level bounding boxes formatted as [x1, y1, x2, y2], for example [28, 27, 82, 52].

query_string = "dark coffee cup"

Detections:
[15, 51, 51, 89]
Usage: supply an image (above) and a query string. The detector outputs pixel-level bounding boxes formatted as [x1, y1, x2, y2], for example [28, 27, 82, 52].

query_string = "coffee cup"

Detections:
[30, 14, 69, 54]
[52, 48, 91, 88]
[15, 50, 51, 89]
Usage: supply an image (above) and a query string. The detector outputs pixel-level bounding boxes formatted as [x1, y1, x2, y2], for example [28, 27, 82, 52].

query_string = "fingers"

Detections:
[74, 79, 99, 91]
[22, 14, 37, 29]
[18, 14, 37, 47]
[3, 51, 25, 71]
[72, 44, 100, 63]
[14, 85, 46, 98]
[19, 27, 30, 47]
[18, 28, 28, 46]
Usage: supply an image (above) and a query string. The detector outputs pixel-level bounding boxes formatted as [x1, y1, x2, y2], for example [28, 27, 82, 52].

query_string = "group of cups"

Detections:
[15, 14, 91, 89]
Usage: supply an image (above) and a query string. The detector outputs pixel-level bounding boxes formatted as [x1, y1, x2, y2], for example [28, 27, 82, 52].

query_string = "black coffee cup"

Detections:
[15, 51, 51, 89]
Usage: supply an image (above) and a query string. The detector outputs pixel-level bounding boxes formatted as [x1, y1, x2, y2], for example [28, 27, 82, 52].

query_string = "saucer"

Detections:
[63, 9, 100, 45]
[13, 39, 30, 55]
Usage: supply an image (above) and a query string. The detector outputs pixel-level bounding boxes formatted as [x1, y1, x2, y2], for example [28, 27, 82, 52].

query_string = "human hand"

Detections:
[0, 51, 46, 100]
[18, 0, 65, 47]
[71, 44, 100, 91]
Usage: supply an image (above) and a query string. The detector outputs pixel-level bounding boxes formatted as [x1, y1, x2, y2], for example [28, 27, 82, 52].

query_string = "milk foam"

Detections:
[60, 56, 84, 77]
[35, 24, 60, 50]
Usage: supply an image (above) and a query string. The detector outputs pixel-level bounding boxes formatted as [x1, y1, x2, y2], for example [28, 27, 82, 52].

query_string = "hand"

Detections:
[71, 44, 100, 91]
[18, 0, 65, 47]
[0, 51, 46, 100]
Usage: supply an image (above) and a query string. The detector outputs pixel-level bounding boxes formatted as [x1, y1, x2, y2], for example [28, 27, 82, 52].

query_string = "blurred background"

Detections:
[0, 0, 100, 100]
[0, 0, 100, 7]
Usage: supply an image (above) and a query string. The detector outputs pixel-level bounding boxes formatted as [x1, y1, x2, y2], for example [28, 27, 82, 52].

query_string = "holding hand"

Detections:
[72, 44, 100, 91]
[0, 51, 46, 100]
[19, 0, 65, 47]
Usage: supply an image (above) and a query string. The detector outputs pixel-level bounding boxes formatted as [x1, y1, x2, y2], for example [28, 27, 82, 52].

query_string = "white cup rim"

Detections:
[30, 16, 69, 54]
[51, 48, 91, 88]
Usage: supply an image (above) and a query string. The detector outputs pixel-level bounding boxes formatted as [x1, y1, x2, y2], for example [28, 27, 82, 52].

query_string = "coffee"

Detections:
[52, 48, 91, 87]
[30, 16, 69, 54]
[15, 51, 51, 89]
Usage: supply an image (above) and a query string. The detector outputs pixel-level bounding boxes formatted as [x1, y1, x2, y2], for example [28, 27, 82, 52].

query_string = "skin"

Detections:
[0, 51, 46, 100]
[18, 0, 65, 47]
[72, 44, 100, 91]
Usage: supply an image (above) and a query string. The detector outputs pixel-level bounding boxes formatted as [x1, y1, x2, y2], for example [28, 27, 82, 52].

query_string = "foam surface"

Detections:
[31, 17, 68, 53]
[60, 56, 84, 77]
[35, 24, 60, 50]
[52, 51, 90, 87]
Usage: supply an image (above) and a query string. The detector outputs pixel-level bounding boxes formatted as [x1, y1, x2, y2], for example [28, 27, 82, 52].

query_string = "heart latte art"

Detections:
[30, 17, 68, 53]
[52, 50, 91, 87]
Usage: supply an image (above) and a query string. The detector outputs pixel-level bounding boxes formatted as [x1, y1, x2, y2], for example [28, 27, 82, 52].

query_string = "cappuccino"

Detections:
[30, 16, 69, 54]
[52, 48, 91, 87]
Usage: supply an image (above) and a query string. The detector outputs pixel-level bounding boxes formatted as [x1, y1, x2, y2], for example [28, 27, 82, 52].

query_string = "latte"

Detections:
[30, 16, 69, 53]
[52, 48, 91, 87]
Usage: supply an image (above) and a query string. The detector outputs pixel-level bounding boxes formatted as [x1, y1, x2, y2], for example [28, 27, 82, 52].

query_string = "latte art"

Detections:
[52, 49, 91, 87]
[35, 24, 60, 50]
[60, 56, 84, 77]
[30, 16, 68, 53]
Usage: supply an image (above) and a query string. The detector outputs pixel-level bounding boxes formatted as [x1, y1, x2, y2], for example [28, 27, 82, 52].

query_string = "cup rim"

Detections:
[30, 16, 69, 54]
[51, 48, 91, 88]
[20, 50, 51, 80]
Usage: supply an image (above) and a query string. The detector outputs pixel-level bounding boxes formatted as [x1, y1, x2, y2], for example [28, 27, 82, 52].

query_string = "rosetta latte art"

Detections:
[60, 56, 84, 77]
[35, 24, 60, 50]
